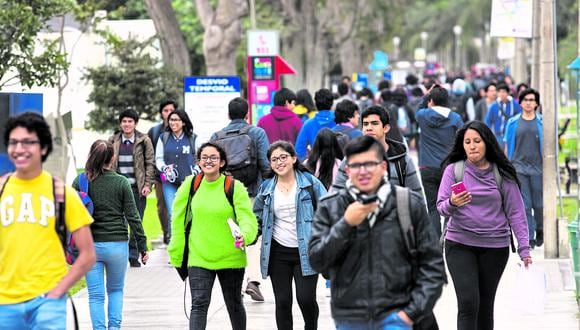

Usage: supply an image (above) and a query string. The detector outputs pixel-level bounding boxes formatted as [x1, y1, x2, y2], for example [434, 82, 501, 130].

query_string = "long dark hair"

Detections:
[196, 142, 228, 173]
[296, 89, 316, 112]
[441, 121, 520, 186]
[306, 128, 343, 189]
[265, 141, 311, 179]
[85, 140, 114, 182]
[166, 110, 194, 137]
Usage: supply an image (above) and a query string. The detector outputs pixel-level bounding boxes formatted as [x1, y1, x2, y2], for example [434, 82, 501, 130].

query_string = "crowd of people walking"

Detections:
[0, 71, 544, 330]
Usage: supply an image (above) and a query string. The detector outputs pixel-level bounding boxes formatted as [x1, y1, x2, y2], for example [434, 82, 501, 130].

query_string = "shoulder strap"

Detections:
[393, 157, 407, 187]
[453, 160, 465, 182]
[79, 173, 89, 194]
[492, 163, 503, 191]
[304, 173, 318, 211]
[189, 133, 196, 150]
[239, 125, 252, 134]
[224, 175, 236, 218]
[52, 177, 67, 252]
[395, 186, 417, 265]
[161, 131, 170, 145]
[0, 173, 12, 198]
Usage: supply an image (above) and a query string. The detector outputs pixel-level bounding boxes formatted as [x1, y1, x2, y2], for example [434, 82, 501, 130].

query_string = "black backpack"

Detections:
[214, 126, 259, 187]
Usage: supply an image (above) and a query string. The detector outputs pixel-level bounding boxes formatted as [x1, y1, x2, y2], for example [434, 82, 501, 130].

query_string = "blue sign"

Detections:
[368, 51, 389, 71]
[184, 76, 241, 93]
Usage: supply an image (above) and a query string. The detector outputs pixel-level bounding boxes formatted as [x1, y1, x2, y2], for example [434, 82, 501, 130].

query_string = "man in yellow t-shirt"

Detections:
[0, 112, 96, 330]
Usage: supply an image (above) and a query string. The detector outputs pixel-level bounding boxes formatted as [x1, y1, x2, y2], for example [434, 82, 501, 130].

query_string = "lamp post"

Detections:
[393, 36, 401, 61]
[420, 31, 428, 54]
[453, 25, 462, 72]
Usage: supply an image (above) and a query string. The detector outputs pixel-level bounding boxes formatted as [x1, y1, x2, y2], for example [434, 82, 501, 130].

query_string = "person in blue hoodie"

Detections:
[485, 83, 521, 150]
[295, 88, 336, 160]
[416, 86, 464, 237]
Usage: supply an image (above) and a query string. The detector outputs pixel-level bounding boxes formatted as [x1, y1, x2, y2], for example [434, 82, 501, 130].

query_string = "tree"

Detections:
[0, 0, 72, 89]
[195, 0, 248, 75]
[83, 37, 182, 133]
[144, 0, 191, 76]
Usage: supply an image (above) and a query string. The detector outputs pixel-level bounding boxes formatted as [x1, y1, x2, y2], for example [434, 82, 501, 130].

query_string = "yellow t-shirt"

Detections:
[0, 171, 93, 304]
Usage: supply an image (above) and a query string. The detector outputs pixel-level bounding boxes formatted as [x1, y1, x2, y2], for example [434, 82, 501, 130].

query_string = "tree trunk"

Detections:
[144, 0, 191, 76]
[195, 0, 247, 75]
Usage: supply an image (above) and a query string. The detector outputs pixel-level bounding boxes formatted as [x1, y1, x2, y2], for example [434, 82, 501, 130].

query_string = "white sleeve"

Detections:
[155, 137, 167, 171]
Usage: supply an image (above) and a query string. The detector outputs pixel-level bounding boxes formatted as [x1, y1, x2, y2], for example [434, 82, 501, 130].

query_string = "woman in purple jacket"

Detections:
[437, 121, 532, 330]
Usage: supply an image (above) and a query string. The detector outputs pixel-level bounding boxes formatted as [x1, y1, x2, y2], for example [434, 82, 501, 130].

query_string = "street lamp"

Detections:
[420, 31, 428, 54]
[393, 36, 401, 60]
[453, 25, 462, 72]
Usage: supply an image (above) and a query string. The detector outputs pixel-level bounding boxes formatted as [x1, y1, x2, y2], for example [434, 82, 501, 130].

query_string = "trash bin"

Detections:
[568, 218, 580, 300]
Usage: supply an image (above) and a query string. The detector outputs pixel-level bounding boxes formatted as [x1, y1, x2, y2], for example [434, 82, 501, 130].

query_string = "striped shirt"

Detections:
[118, 139, 136, 187]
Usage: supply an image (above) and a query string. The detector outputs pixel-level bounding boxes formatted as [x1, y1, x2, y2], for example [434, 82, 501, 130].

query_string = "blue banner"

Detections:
[184, 76, 241, 93]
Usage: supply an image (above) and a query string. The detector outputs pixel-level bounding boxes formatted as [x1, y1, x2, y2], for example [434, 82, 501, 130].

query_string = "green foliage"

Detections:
[0, 0, 74, 88]
[83, 36, 182, 133]
[172, 0, 206, 75]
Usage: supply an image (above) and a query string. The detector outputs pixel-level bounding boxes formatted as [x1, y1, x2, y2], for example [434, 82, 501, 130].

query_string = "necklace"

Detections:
[277, 181, 295, 193]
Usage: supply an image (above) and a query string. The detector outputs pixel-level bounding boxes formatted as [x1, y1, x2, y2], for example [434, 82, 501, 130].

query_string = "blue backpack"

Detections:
[66, 173, 94, 264]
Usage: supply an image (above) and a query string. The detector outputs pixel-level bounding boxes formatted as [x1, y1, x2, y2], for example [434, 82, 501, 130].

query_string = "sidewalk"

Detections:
[69, 245, 579, 329]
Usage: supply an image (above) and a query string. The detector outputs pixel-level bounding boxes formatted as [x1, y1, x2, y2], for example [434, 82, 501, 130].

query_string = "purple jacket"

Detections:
[257, 106, 303, 145]
[437, 161, 530, 259]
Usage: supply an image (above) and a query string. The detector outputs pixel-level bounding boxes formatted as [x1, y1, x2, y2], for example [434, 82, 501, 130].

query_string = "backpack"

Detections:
[0, 173, 81, 329]
[66, 173, 94, 265]
[213, 126, 259, 187]
[395, 186, 439, 330]
[449, 94, 468, 122]
[175, 173, 235, 281]
[334, 130, 351, 153]
[442, 160, 515, 252]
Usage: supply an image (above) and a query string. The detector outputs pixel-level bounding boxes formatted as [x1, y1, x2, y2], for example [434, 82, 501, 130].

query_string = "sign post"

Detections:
[183, 76, 241, 143]
[247, 30, 295, 124]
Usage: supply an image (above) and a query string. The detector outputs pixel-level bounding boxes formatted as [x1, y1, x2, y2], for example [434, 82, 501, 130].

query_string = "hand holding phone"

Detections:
[450, 181, 471, 207]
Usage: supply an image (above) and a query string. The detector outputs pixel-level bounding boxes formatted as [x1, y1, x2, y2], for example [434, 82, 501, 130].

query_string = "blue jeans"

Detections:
[335, 312, 411, 330]
[518, 173, 543, 239]
[0, 294, 67, 329]
[162, 182, 178, 235]
[86, 241, 129, 330]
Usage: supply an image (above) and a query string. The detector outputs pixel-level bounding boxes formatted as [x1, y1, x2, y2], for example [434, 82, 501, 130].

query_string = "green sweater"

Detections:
[73, 171, 147, 252]
[167, 174, 257, 270]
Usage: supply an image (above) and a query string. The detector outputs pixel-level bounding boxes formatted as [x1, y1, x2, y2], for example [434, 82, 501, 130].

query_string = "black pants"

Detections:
[269, 240, 319, 330]
[188, 267, 246, 330]
[445, 240, 509, 330]
[420, 167, 443, 237]
[128, 186, 146, 261]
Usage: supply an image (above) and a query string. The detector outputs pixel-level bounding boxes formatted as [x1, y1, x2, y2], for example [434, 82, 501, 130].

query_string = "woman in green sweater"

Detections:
[73, 140, 149, 330]
[168, 142, 257, 330]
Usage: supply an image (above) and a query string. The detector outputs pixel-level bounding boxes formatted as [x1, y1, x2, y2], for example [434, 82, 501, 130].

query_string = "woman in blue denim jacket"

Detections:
[253, 140, 327, 330]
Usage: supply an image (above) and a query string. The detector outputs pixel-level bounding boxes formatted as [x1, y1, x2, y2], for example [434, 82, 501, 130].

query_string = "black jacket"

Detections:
[308, 186, 444, 322]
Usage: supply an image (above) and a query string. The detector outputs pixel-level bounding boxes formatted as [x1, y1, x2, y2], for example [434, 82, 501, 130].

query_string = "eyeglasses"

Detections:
[270, 154, 290, 164]
[347, 161, 381, 173]
[200, 155, 220, 162]
[169, 118, 182, 122]
[522, 98, 536, 103]
[8, 139, 41, 148]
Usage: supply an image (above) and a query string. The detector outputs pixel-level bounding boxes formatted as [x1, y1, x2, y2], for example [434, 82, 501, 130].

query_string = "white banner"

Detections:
[490, 0, 533, 38]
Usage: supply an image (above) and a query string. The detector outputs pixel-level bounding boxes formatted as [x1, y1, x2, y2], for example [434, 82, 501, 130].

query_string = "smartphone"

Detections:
[451, 181, 467, 195]
[358, 194, 378, 204]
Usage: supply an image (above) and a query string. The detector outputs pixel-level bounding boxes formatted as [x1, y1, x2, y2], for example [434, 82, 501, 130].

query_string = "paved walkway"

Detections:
[69, 244, 579, 330]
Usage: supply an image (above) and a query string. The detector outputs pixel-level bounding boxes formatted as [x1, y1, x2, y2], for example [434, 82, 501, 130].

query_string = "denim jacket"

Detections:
[253, 170, 327, 279]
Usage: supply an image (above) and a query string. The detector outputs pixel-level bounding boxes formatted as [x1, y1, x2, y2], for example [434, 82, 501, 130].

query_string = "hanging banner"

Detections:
[183, 76, 241, 144]
[490, 0, 533, 38]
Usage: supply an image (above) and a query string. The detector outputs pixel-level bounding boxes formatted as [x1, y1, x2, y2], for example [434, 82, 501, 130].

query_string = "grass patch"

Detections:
[558, 197, 578, 223]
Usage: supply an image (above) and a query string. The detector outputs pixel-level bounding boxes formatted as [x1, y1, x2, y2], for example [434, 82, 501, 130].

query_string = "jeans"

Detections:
[188, 266, 246, 330]
[335, 311, 411, 330]
[129, 186, 146, 261]
[0, 294, 67, 330]
[269, 239, 319, 330]
[86, 241, 129, 330]
[162, 182, 179, 235]
[420, 167, 443, 237]
[445, 240, 509, 330]
[518, 173, 543, 240]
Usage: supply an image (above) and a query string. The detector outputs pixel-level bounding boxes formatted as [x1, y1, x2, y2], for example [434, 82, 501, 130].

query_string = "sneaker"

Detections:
[536, 230, 544, 247]
[129, 259, 141, 268]
[245, 281, 264, 302]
